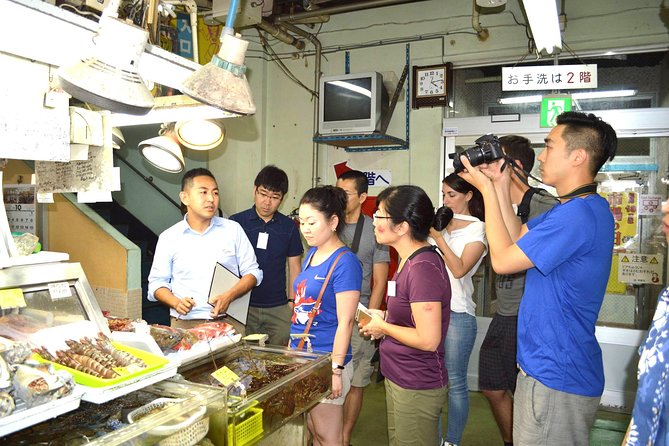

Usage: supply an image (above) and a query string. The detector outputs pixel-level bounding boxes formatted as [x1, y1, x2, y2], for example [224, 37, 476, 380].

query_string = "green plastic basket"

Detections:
[227, 407, 263, 446]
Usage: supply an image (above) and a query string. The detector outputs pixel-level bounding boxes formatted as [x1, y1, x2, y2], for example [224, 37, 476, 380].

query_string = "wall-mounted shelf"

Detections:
[314, 44, 411, 153]
[312, 133, 407, 152]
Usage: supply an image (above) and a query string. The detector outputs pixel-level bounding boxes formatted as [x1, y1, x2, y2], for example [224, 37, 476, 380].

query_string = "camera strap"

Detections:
[502, 157, 598, 201]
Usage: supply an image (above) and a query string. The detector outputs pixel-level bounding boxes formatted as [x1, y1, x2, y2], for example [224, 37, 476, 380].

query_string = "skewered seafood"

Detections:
[95, 333, 146, 368]
[35, 333, 147, 380]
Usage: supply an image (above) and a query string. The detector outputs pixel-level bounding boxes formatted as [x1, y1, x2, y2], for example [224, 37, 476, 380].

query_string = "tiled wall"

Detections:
[92, 286, 142, 319]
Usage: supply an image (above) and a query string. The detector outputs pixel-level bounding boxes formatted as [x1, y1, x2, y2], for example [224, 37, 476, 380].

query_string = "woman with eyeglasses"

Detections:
[360, 185, 451, 446]
[429, 173, 487, 446]
[290, 185, 362, 446]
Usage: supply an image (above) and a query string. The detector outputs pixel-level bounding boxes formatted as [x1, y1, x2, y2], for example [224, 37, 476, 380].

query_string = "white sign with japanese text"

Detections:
[364, 170, 392, 188]
[502, 65, 598, 91]
[618, 253, 664, 285]
[638, 194, 663, 216]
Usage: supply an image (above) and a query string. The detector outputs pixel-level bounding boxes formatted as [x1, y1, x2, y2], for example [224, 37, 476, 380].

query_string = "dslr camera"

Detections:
[449, 134, 504, 173]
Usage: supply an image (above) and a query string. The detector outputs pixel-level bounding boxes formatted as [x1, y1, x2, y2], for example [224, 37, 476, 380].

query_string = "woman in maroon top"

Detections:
[361, 185, 451, 446]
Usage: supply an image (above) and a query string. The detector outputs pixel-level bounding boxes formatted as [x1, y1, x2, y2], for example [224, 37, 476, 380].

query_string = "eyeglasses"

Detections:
[372, 213, 393, 223]
[255, 189, 283, 202]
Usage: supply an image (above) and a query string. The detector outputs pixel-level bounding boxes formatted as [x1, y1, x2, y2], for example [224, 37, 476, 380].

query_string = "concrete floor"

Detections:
[351, 378, 630, 446]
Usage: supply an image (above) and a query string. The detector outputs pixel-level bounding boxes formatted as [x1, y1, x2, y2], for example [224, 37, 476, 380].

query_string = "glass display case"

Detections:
[2, 380, 226, 445]
[175, 342, 332, 445]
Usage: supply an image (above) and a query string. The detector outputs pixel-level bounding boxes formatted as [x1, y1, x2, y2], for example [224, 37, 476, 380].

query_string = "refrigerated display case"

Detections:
[0, 261, 178, 436]
[2, 380, 226, 445]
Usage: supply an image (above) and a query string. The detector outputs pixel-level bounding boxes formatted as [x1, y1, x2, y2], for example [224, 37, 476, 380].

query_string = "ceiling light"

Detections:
[521, 0, 562, 54]
[181, 0, 255, 115]
[175, 120, 225, 151]
[498, 89, 637, 105]
[139, 126, 184, 173]
[57, 3, 155, 115]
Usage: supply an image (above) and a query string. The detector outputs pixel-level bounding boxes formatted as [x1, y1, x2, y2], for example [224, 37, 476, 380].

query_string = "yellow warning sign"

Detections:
[618, 254, 664, 285]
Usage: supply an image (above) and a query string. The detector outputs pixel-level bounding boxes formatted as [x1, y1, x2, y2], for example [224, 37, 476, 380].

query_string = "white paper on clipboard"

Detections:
[208, 262, 251, 325]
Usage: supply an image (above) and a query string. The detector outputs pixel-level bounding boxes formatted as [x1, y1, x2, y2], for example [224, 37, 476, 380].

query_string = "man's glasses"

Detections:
[256, 189, 283, 202]
[372, 213, 393, 223]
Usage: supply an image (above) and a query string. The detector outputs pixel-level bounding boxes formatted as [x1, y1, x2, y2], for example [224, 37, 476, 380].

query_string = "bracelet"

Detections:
[287, 299, 295, 303]
[332, 370, 343, 376]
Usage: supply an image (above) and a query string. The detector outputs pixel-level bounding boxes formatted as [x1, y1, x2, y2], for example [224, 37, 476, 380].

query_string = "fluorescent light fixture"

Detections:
[109, 95, 239, 127]
[140, 128, 184, 173]
[57, 3, 155, 115]
[175, 120, 225, 151]
[499, 89, 637, 104]
[521, 0, 562, 54]
[331, 81, 372, 98]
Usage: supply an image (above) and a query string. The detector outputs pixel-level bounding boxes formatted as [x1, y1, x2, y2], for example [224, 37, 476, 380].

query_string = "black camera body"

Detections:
[449, 134, 504, 173]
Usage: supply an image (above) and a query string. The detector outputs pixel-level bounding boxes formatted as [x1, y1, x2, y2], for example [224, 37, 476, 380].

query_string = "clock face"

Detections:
[412, 63, 452, 109]
[417, 68, 445, 97]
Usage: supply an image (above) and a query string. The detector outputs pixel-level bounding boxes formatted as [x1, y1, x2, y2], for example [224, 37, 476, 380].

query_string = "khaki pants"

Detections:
[245, 303, 292, 347]
[385, 378, 448, 446]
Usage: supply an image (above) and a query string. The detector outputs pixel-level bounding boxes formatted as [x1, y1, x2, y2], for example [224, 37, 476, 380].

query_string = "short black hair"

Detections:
[499, 135, 534, 172]
[254, 165, 288, 196]
[337, 170, 368, 195]
[443, 173, 485, 221]
[555, 111, 617, 175]
[376, 185, 435, 242]
[299, 186, 348, 233]
[181, 168, 216, 191]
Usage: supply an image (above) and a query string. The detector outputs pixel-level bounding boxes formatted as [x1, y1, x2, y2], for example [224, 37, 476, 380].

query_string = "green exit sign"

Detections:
[540, 95, 572, 128]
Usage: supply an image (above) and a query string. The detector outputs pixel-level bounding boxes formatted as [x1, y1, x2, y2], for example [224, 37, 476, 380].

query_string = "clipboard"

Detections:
[208, 262, 251, 325]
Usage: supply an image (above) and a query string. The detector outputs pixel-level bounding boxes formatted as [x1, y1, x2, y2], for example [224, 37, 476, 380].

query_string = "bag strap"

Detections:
[297, 249, 347, 351]
[350, 214, 365, 254]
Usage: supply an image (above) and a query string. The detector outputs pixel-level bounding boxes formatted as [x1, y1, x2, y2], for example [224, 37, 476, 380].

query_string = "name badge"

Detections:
[257, 232, 269, 250]
[387, 280, 396, 297]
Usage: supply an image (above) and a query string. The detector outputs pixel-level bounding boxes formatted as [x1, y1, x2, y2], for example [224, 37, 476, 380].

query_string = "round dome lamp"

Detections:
[139, 126, 184, 173]
[174, 120, 225, 150]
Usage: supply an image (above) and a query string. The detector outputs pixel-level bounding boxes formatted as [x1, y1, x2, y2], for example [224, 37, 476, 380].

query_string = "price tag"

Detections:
[0, 288, 26, 309]
[211, 366, 240, 386]
[48, 282, 72, 300]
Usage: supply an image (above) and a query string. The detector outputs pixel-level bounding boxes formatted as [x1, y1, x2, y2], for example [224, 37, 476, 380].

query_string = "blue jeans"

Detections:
[442, 311, 477, 445]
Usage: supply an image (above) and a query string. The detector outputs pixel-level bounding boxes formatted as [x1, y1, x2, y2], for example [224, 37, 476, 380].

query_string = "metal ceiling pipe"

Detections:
[279, 22, 323, 187]
[257, 19, 306, 50]
[275, 0, 430, 23]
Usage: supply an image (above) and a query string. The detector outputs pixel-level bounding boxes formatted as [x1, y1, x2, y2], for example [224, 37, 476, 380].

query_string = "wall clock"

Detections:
[412, 63, 453, 109]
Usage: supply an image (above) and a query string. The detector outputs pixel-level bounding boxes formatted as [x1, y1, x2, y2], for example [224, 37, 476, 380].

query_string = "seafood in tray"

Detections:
[33, 333, 168, 388]
[0, 336, 76, 423]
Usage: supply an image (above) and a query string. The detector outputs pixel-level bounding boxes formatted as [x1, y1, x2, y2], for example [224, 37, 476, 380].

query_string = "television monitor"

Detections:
[318, 72, 388, 135]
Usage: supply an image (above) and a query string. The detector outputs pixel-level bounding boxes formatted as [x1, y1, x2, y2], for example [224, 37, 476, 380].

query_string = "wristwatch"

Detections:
[332, 363, 345, 370]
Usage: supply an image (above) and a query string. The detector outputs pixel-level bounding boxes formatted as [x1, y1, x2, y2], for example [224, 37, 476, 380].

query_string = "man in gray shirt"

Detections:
[336, 170, 390, 446]
[477, 136, 557, 446]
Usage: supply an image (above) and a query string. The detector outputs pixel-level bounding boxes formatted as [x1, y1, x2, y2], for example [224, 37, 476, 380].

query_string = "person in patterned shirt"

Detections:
[623, 199, 669, 446]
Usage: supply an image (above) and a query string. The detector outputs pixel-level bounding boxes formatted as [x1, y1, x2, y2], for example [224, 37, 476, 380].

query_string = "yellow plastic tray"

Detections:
[34, 342, 168, 388]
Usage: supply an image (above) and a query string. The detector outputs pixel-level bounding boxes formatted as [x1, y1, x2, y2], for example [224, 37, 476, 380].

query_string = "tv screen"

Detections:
[318, 72, 384, 135]
[323, 77, 372, 122]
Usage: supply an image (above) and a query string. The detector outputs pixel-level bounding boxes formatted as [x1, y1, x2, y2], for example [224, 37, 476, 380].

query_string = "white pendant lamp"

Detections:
[181, 0, 255, 115]
[57, 1, 155, 115]
[139, 125, 184, 173]
[174, 120, 225, 150]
